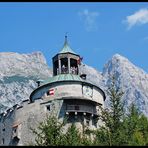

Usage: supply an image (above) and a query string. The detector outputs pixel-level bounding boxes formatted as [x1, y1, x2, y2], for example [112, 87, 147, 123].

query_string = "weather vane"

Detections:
[65, 32, 68, 38]
[65, 32, 68, 44]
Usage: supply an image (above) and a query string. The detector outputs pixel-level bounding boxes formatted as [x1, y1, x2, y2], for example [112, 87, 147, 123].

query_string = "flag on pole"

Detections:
[48, 89, 54, 95]
[77, 57, 83, 65]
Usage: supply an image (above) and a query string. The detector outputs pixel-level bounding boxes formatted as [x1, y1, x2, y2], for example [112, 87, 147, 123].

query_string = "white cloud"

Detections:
[125, 8, 148, 30]
[78, 9, 99, 32]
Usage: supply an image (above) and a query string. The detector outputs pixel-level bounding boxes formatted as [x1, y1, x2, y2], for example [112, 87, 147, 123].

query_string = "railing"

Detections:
[70, 67, 78, 75]
[57, 67, 78, 75]
[66, 105, 98, 115]
[61, 67, 68, 74]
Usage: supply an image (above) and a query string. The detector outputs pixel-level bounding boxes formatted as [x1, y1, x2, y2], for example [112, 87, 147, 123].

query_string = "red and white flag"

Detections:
[77, 57, 83, 65]
[49, 89, 54, 95]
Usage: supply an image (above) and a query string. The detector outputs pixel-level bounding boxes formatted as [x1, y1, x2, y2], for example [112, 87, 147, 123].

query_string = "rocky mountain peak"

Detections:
[102, 54, 148, 116]
[0, 51, 52, 79]
[0, 51, 52, 113]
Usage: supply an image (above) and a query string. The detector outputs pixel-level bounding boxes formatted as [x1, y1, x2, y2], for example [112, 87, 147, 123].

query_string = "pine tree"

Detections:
[31, 115, 66, 146]
[63, 123, 82, 146]
[31, 115, 92, 146]
[138, 114, 148, 145]
[96, 74, 125, 146]
[122, 103, 148, 146]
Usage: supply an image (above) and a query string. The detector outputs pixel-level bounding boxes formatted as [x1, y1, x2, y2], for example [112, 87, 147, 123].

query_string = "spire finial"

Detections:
[64, 32, 68, 45]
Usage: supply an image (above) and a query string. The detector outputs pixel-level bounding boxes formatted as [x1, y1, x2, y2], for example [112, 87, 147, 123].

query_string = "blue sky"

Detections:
[0, 2, 148, 72]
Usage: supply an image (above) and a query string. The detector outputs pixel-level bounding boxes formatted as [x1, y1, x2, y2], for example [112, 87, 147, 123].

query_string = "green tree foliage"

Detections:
[31, 115, 92, 146]
[122, 103, 148, 146]
[139, 114, 148, 145]
[94, 74, 148, 146]
[63, 123, 92, 146]
[93, 127, 110, 146]
[62, 123, 82, 146]
[95, 75, 125, 146]
[31, 115, 66, 146]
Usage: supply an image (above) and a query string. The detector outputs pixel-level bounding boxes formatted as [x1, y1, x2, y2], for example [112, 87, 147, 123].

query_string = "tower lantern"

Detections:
[52, 36, 81, 76]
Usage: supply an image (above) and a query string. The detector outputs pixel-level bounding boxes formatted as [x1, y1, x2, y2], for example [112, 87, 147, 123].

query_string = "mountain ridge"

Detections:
[0, 51, 148, 117]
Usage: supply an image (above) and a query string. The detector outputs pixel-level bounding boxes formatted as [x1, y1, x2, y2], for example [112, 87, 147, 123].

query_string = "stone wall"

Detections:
[32, 81, 104, 106]
[0, 107, 16, 145]
[0, 80, 105, 146]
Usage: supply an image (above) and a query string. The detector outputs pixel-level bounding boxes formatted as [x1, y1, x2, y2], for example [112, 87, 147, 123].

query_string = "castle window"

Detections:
[46, 105, 51, 111]
[67, 114, 76, 123]
[84, 116, 90, 127]
[75, 105, 79, 110]
[61, 58, 68, 74]
[86, 119, 90, 126]
[92, 118, 98, 128]
[2, 123, 5, 132]
[70, 59, 78, 75]
[14, 128, 17, 133]
[12, 127, 18, 139]
[2, 138, 4, 144]
[47, 91, 49, 95]
[12, 122, 21, 140]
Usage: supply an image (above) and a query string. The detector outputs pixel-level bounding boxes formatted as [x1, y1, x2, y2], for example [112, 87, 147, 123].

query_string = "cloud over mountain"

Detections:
[124, 8, 148, 29]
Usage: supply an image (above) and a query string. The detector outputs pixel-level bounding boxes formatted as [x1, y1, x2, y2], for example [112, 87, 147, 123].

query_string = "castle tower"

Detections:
[29, 36, 106, 131]
[0, 37, 106, 146]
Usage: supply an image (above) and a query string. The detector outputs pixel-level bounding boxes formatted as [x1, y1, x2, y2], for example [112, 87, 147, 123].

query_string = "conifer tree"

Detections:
[31, 115, 92, 146]
[122, 103, 148, 146]
[95, 74, 125, 146]
[63, 123, 82, 146]
[31, 115, 66, 146]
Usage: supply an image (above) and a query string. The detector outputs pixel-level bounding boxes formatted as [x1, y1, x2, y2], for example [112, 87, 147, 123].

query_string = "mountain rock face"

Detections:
[102, 54, 148, 116]
[0, 52, 148, 117]
[79, 64, 104, 88]
[0, 52, 52, 113]
[0, 52, 51, 79]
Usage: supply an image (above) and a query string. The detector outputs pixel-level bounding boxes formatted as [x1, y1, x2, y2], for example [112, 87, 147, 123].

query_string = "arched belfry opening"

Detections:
[52, 36, 81, 76]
